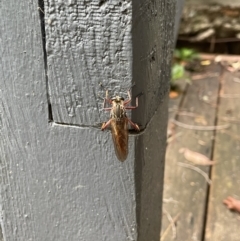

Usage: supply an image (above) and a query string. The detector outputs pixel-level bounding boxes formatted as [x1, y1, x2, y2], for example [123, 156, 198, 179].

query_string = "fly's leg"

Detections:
[102, 90, 112, 130]
[103, 90, 112, 111]
[125, 91, 143, 109]
[101, 119, 112, 131]
[103, 107, 112, 111]
[123, 90, 132, 105]
[105, 90, 112, 104]
[124, 91, 142, 130]
[127, 118, 140, 131]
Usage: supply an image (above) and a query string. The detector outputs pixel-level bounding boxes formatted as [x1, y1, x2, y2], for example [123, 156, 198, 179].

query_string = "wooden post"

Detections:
[174, 0, 185, 45]
[0, 0, 175, 240]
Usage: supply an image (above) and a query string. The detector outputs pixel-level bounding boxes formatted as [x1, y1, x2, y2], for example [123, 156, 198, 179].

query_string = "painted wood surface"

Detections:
[45, 0, 134, 125]
[44, 0, 173, 127]
[0, 0, 175, 240]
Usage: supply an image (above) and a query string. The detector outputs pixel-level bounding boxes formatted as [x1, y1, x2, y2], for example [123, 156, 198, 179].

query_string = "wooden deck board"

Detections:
[167, 80, 188, 142]
[205, 70, 240, 241]
[161, 64, 221, 241]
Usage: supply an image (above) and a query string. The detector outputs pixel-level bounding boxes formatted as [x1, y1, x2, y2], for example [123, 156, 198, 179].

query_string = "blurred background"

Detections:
[161, 1, 240, 240]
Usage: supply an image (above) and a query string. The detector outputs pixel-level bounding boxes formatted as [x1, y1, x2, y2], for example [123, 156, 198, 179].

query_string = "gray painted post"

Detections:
[174, 0, 185, 45]
[0, 0, 175, 241]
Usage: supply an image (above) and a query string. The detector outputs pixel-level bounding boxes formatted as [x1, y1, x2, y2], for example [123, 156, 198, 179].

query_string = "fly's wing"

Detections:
[111, 118, 128, 162]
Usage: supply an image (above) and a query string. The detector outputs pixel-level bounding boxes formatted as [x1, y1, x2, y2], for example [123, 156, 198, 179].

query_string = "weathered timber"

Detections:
[205, 70, 240, 241]
[44, 0, 172, 127]
[168, 79, 187, 119]
[173, 0, 185, 45]
[0, 0, 175, 240]
[161, 64, 221, 241]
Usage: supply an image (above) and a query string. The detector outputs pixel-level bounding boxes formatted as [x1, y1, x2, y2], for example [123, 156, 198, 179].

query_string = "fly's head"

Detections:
[111, 96, 126, 121]
[111, 96, 124, 104]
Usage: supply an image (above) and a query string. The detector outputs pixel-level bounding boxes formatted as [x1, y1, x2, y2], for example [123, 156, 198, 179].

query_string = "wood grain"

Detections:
[0, 0, 174, 240]
[161, 65, 221, 241]
[205, 70, 240, 241]
[45, 0, 134, 125]
[45, 0, 173, 128]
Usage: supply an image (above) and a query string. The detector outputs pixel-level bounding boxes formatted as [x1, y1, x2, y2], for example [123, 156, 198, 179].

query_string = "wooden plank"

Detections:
[45, 0, 172, 127]
[0, 1, 138, 240]
[161, 64, 220, 241]
[205, 70, 240, 241]
[0, 0, 175, 240]
[136, 95, 169, 241]
[169, 80, 187, 118]
[173, 0, 185, 45]
[200, 53, 240, 62]
[45, 0, 134, 125]
[167, 80, 187, 144]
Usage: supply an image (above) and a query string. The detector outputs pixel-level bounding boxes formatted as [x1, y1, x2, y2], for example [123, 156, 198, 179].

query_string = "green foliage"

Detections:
[174, 48, 199, 61]
[171, 48, 198, 85]
[171, 63, 185, 81]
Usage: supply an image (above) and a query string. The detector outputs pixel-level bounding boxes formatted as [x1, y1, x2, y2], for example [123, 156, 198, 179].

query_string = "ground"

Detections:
[161, 54, 240, 241]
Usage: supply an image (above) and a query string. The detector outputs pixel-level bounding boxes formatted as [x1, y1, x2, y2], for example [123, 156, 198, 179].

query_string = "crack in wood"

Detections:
[51, 121, 146, 136]
[99, 0, 108, 7]
[38, 0, 53, 123]
[201, 64, 224, 241]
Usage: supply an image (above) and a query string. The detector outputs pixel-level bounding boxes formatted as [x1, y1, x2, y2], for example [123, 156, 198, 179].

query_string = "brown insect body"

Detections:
[110, 97, 129, 161]
[101, 92, 140, 162]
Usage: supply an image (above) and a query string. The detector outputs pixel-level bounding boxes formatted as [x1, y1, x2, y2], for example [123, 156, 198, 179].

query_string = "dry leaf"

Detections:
[231, 61, 240, 70]
[223, 196, 240, 213]
[194, 116, 207, 125]
[169, 91, 179, 99]
[179, 148, 216, 165]
[200, 60, 211, 66]
[167, 122, 175, 138]
[198, 140, 206, 146]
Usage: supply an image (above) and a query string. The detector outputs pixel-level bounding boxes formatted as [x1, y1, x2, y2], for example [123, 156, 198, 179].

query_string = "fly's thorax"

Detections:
[110, 97, 126, 121]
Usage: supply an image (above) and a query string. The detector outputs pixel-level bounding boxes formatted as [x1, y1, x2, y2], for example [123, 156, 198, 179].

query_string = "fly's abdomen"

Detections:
[111, 118, 128, 161]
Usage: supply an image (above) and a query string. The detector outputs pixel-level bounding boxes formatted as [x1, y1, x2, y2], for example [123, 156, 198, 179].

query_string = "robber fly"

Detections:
[101, 90, 140, 162]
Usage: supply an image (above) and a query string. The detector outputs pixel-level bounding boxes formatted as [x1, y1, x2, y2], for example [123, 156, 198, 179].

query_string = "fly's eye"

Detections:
[112, 96, 124, 101]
